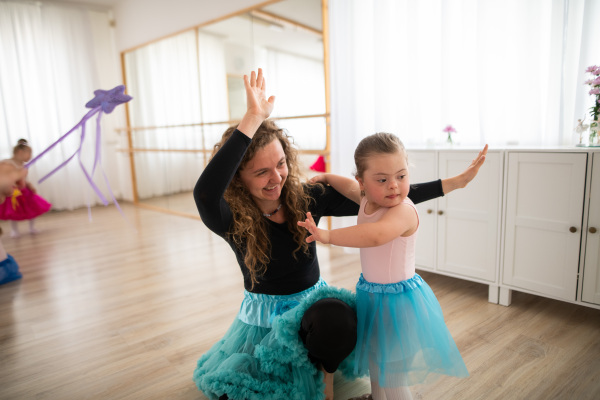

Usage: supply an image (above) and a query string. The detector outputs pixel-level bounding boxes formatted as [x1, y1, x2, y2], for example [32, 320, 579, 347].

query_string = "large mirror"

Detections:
[121, 0, 328, 217]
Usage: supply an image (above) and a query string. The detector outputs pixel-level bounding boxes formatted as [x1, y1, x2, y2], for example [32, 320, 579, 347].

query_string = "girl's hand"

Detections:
[309, 174, 328, 185]
[298, 212, 330, 244]
[441, 144, 488, 194]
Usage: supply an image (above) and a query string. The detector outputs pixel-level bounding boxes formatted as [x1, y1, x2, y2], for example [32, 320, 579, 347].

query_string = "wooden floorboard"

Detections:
[1, 204, 599, 399]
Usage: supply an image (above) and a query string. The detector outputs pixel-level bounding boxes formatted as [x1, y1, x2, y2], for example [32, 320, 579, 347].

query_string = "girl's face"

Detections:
[356, 150, 410, 210]
[14, 148, 32, 163]
[238, 139, 288, 212]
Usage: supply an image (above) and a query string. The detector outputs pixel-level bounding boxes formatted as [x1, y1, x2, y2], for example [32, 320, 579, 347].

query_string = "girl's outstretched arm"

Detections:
[298, 205, 417, 248]
[310, 174, 361, 204]
[441, 144, 488, 194]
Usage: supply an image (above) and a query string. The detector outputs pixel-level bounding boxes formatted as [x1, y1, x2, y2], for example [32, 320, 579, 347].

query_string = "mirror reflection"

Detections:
[121, 0, 327, 216]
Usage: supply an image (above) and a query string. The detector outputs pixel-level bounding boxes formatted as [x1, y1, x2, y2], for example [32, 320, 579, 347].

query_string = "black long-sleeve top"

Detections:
[194, 130, 444, 295]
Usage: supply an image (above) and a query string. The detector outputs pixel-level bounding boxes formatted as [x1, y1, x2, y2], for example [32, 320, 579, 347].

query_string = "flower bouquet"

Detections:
[442, 125, 457, 145]
[584, 65, 600, 145]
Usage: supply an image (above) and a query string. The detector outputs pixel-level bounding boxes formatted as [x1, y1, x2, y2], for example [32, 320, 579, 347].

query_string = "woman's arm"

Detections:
[193, 131, 249, 235]
[298, 205, 417, 248]
[310, 174, 361, 204]
[194, 68, 275, 235]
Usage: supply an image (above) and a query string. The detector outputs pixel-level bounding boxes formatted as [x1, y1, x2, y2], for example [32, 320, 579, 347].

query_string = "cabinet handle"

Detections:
[590, 227, 598, 234]
[569, 226, 577, 233]
[427, 209, 433, 214]
[438, 210, 444, 216]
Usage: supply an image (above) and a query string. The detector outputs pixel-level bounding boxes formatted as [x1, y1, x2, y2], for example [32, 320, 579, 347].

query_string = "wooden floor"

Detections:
[1, 204, 599, 400]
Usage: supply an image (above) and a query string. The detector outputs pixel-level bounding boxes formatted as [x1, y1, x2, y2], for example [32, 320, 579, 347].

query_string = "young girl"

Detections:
[299, 133, 470, 400]
[0, 139, 52, 237]
[0, 162, 24, 284]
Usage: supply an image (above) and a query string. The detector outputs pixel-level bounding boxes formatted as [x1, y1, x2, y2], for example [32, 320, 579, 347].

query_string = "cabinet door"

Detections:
[503, 152, 586, 301]
[582, 153, 600, 305]
[408, 151, 437, 272]
[437, 151, 502, 281]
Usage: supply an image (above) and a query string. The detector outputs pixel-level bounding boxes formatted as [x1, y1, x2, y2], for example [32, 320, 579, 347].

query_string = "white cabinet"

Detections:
[502, 152, 587, 302]
[409, 150, 503, 301]
[437, 152, 502, 282]
[582, 153, 600, 305]
[408, 151, 437, 272]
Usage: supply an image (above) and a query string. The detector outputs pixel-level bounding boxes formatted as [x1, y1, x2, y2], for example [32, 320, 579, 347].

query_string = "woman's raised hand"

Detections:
[237, 68, 276, 138]
[245, 68, 275, 120]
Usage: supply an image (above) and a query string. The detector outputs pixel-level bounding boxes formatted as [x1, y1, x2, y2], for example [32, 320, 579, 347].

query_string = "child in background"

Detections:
[0, 161, 24, 284]
[0, 139, 52, 237]
[298, 133, 470, 400]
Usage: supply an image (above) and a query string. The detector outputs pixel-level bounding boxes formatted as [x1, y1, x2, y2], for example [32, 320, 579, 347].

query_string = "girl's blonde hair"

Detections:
[212, 120, 317, 288]
[354, 132, 407, 178]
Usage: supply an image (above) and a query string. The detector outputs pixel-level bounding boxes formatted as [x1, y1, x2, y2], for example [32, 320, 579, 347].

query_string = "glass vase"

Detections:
[590, 120, 599, 146]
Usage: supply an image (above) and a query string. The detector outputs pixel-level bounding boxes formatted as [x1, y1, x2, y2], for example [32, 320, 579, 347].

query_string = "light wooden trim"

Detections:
[115, 113, 330, 133]
[250, 9, 322, 35]
[322, 0, 333, 231]
[120, 51, 139, 204]
[119, 0, 283, 55]
[322, 0, 331, 169]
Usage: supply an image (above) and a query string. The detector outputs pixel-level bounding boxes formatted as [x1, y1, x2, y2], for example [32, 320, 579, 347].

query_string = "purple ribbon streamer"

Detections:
[23, 105, 130, 226]
[25, 107, 100, 169]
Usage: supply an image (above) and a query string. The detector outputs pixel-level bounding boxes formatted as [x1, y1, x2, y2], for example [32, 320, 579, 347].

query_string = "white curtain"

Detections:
[0, 0, 127, 210]
[124, 30, 204, 200]
[329, 0, 600, 179]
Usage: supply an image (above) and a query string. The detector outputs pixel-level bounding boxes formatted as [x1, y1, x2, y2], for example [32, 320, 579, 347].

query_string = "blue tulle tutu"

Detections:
[193, 281, 360, 400]
[354, 273, 468, 387]
[0, 254, 22, 285]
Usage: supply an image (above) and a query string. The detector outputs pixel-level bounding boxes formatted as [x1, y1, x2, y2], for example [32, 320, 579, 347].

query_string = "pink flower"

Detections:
[442, 125, 456, 133]
[585, 79, 595, 85]
[590, 88, 600, 95]
[593, 77, 600, 86]
[586, 65, 599, 73]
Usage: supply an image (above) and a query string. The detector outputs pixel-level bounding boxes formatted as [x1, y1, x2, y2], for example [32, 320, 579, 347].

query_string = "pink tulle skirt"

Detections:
[0, 187, 51, 221]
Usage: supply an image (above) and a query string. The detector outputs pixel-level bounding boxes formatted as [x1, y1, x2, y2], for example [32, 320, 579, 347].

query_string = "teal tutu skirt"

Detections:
[193, 281, 360, 400]
[355, 273, 468, 387]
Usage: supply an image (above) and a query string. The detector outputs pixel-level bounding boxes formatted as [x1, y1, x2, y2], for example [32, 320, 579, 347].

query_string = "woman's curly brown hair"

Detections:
[212, 120, 319, 288]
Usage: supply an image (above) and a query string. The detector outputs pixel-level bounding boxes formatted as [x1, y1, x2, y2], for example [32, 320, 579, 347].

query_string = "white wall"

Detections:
[113, 0, 268, 52]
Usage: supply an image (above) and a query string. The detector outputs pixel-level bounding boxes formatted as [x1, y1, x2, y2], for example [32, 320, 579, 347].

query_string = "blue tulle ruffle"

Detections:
[354, 273, 468, 387]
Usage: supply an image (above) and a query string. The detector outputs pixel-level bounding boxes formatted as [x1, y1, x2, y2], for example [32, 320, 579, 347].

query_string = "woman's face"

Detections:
[238, 139, 288, 211]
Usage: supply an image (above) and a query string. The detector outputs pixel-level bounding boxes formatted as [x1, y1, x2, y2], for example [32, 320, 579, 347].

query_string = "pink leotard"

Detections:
[357, 197, 419, 284]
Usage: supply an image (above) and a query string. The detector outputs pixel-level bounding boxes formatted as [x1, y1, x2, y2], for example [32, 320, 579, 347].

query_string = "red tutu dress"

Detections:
[0, 187, 52, 221]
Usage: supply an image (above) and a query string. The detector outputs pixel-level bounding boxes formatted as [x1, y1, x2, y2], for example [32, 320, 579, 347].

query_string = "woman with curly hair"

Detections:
[192, 69, 486, 400]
